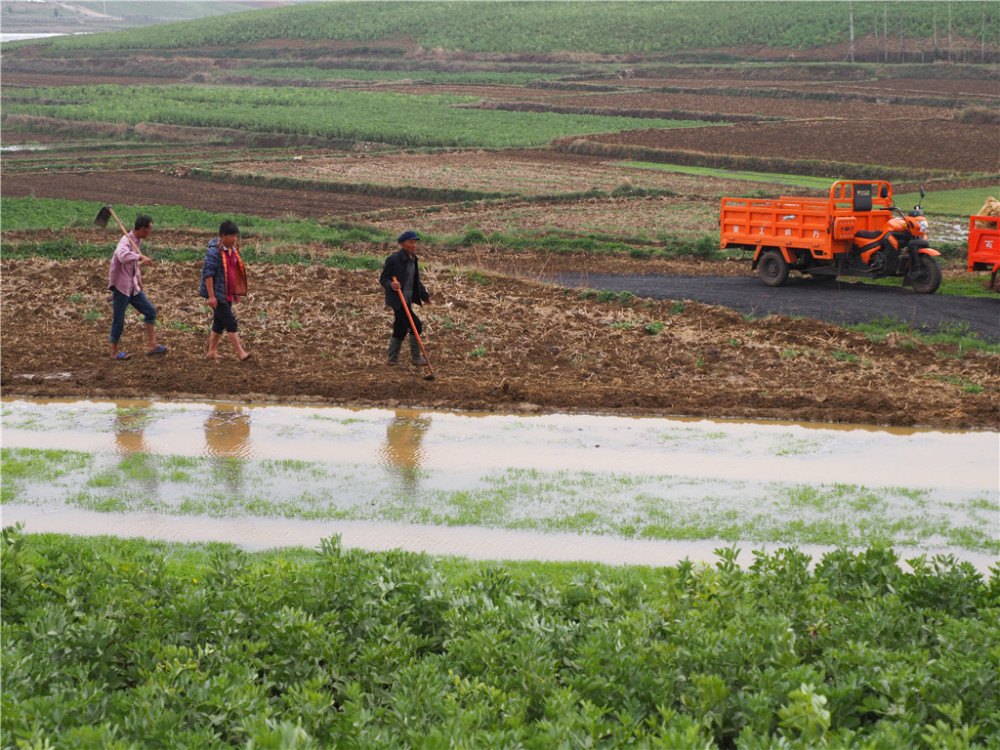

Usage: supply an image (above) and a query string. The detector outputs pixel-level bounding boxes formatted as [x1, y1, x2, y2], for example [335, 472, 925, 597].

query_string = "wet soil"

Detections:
[2, 253, 997, 430]
[3, 67, 998, 431]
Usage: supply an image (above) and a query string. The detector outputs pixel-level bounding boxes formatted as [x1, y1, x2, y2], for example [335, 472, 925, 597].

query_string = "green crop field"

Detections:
[615, 162, 836, 191]
[3, 85, 714, 149]
[895, 187, 999, 218]
[30, 1, 1000, 55]
[226, 66, 562, 86]
[3, 528, 998, 749]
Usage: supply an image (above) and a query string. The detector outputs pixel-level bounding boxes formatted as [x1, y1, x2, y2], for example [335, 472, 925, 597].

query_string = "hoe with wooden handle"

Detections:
[393, 276, 436, 380]
[94, 205, 141, 254]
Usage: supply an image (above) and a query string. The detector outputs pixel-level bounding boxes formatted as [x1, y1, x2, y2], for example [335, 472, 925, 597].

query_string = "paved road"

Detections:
[546, 273, 1000, 341]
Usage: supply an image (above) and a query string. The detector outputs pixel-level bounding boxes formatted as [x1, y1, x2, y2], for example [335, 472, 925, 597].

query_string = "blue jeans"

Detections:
[109, 287, 156, 343]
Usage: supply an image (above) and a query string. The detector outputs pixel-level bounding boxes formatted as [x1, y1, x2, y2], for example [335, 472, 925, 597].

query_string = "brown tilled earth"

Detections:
[3, 66, 999, 430]
[569, 120, 1000, 173]
[2, 246, 998, 429]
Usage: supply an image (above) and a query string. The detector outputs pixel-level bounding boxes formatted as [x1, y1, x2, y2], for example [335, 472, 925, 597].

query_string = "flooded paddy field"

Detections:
[2, 398, 997, 569]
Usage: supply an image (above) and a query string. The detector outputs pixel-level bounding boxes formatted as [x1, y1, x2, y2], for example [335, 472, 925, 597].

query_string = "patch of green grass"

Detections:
[613, 161, 834, 190]
[864, 272, 996, 298]
[772, 438, 823, 457]
[926, 374, 991, 393]
[232, 65, 557, 87]
[607, 320, 638, 330]
[460, 270, 490, 285]
[938, 273, 1000, 298]
[830, 350, 859, 363]
[780, 348, 807, 358]
[847, 316, 1000, 354]
[1, 196, 392, 249]
[895, 187, 998, 218]
[1, 448, 94, 501]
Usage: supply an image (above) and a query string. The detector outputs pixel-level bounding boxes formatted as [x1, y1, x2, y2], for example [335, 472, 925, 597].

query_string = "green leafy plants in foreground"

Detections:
[2, 529, 998, 749]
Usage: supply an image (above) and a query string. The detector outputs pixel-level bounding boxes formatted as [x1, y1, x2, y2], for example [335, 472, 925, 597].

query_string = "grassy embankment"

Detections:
[4, 194, 996, 302]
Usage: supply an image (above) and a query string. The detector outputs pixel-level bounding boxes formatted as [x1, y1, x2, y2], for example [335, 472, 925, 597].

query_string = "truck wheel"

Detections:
[910, 256, 942, 294]
[758, 250, 789, 286]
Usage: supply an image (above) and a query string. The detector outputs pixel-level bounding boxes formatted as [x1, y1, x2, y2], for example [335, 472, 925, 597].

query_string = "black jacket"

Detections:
[379, 248, 429, 310]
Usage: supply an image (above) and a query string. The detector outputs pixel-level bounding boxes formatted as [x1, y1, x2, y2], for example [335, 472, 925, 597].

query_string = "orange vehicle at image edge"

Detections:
[967, 214, 1000, 289]
[720, 180, 943, 294]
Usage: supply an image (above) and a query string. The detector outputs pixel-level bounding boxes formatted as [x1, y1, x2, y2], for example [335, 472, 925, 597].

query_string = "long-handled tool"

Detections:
[393, 276, 435, 380]
[94, 205, 141, 254]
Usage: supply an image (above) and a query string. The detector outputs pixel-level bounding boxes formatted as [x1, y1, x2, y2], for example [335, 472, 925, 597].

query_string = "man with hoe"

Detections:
[379, 230, 431, 366]
[107, 214, 167, 360]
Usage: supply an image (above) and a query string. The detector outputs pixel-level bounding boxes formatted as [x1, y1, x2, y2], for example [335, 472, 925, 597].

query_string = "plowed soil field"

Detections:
[4, 71, 999, 430]
[569, 120, 1000, 173]
[3, 244, 998, 429]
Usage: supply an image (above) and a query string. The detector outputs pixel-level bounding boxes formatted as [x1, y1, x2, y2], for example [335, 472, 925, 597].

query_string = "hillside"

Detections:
[5, 1, 998, 63]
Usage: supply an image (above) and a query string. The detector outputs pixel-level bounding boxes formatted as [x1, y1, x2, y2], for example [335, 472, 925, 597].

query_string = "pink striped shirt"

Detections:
[108, 232, 142, 296]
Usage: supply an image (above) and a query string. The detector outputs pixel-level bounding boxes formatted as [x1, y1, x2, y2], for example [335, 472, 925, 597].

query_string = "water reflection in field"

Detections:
[2, 398, 998, 561]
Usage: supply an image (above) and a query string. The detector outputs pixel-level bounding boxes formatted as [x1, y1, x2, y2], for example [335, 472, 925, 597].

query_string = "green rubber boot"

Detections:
[410, 336, 428, 366]
[387, 336, 403, 366]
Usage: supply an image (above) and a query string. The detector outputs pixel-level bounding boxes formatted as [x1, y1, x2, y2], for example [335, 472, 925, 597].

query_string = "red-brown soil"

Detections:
[0, 169, 430, 219]
[4, 64, 998, 429]
[505, 91, 948, 120]
[2, 255, 997, 430]
[566, 120, 1000, 173]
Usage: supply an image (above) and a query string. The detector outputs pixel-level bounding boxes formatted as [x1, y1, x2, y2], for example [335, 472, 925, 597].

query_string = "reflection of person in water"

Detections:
[112, 403, 160, 498]
[113, 404, 151, 457]
[381, 411, 431, 493]
[203, 405, 252, 492]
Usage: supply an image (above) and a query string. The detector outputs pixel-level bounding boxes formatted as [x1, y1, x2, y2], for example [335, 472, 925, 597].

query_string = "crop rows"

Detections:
[36, 1, 1000, 59]
[2, 85, 711, 150]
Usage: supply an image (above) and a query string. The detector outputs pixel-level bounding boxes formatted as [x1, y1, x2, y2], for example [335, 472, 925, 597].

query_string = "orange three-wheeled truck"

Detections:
[720, 180, 943, 294]
[967, 214, 1000, 289]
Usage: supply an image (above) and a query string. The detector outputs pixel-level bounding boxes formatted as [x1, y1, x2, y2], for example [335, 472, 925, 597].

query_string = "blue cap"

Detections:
[397, 230, 420, 243]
